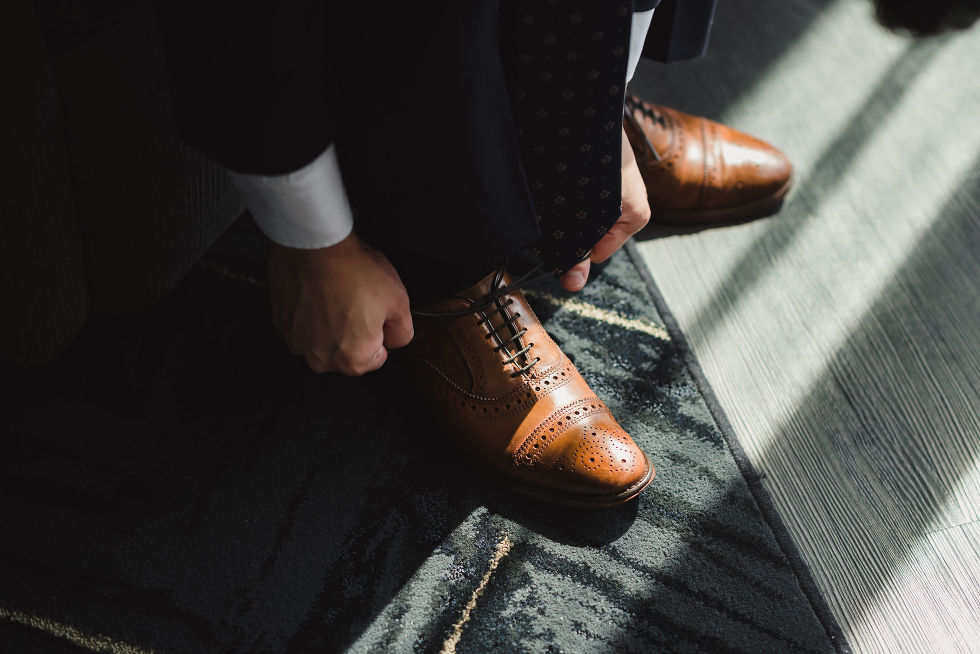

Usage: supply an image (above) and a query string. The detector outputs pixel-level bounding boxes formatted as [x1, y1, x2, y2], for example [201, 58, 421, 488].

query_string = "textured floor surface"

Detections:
[0, 223, 842, 653]
[632, 1, 980, 652]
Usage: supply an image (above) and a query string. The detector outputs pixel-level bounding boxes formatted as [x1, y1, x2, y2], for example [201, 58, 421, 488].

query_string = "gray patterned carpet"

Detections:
[0, 223, 845, 653]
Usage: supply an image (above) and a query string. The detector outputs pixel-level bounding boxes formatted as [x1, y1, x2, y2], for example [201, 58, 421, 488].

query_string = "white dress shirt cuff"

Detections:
[228, 144, 354, 249]
[627, 9, 656, 84]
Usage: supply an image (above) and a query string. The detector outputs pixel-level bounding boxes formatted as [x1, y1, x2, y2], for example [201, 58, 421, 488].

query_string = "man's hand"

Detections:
[560, 127, 652, 292]
[268, 232, 414, 375]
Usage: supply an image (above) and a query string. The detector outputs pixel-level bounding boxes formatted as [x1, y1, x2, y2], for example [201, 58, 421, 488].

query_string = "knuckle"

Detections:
[305, 356, 329, 374]
[337, 349, 381, 376]
[335, 350, 359, 371]
[335, 356, 363, 376]
[346, 363, 373, 377]
[625, 205, 651, 227]
[350, 361, 373, 376]
[639, 203, 652, 223]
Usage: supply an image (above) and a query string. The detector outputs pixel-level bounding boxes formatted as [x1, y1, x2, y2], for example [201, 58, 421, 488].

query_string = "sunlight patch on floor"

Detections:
[637, 6, 980, 651]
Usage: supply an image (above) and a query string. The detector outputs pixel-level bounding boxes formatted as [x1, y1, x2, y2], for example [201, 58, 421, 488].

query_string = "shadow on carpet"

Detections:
[0, 224, 843, 653]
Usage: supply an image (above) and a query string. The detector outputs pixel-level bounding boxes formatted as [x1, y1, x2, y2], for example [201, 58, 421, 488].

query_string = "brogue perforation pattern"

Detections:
[512, 397, 607, 466]
[553, 427, 643, 478]
[526, 357, 576, 398]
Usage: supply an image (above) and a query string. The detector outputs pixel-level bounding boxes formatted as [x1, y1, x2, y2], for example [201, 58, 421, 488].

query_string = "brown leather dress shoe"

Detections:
[408, 268, 654, 508]
[624, 93, 793, 224]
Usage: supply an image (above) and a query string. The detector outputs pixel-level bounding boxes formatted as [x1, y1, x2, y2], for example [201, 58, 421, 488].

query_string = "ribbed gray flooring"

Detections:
[633, 1, 980, 652]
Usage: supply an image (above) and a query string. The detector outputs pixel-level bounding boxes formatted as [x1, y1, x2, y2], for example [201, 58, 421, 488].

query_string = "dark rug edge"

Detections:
[624, 241, 853, 654]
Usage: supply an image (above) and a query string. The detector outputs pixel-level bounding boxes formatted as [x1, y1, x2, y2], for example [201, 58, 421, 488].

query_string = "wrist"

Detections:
[271, 231, 371, 275]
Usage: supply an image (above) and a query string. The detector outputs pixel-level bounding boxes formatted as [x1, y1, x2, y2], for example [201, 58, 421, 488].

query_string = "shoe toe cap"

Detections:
[719, 131, 793, 199]
[533, 421, 653, 499]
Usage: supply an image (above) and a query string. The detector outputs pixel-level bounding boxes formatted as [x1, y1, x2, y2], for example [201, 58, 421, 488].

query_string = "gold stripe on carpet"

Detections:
[0, 606, 154, 654]
[440, 533, 515, 654]
[525, 290, 671, 341]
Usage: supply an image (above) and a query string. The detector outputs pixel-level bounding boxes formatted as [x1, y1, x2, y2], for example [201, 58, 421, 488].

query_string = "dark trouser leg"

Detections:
[334, 1, 539, 304]
[336, 1, 633, 302]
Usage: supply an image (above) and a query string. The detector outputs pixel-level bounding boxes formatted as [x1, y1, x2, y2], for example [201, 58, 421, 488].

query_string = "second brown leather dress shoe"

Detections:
[408, 268, 654, 508]
[624, 93, 793, 224]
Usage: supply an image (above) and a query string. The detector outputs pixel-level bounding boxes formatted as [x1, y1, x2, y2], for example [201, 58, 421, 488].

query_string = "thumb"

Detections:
[383, 307, 415, 349]
[560, 259, 591, 292]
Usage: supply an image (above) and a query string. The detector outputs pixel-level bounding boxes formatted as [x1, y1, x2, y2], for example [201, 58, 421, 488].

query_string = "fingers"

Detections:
[333, 345, 388, 376]
[589, 209, 650, 263]
[302, 350, 330, 374]
[590, 216, 642, 264]
[305, 342, 387, 376]
[592, 132, 651, 263]
[293, 309, 408, 376]
[290, 316, 389, 375]
[268, 234, 413, 378]
[560, 258, 591, 292]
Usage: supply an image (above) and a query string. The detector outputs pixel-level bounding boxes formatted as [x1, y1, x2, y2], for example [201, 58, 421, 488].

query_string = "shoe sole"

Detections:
[651, 177, 792, 225]
[481, 451, 656, 510]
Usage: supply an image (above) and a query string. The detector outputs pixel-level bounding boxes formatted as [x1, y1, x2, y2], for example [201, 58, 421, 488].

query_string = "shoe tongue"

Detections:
[457, 269, 509, 303]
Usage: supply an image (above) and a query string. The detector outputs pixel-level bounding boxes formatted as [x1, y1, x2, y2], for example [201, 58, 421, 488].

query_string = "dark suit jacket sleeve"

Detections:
[642, 0, 717, 63]
[154, 1, 335, 175]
